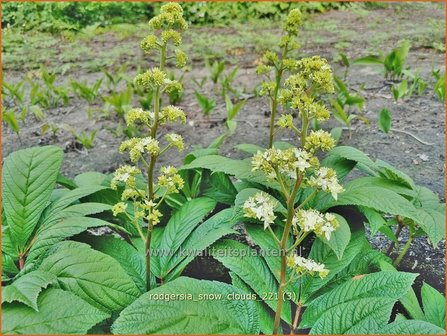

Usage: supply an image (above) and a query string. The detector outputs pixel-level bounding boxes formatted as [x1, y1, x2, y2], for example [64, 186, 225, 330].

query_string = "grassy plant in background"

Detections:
[207, 59, 225, 84]
[2, 108, 21, 141]
[330, 76, 367, 137]
[2, 79, 25, 108]
[354, 39, 411, 80]
[102, 64, 130, 92]
[256, 9, 304, 148]
[71, 78, 103, 103]
[192, 76, 207, 89]
[220, 66, 240, 98]
[195, 91, 216, 118]
[103, 84, 133, 117]
[392, 70, 427, 102]
[433, 69, 446, 102]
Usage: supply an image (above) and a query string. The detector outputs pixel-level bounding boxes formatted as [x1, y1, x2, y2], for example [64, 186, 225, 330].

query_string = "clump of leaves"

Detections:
[194, 91, 216, 118]
[354, 39, 411, 80]
[330, 76, 367, 137]
[71, 78, 103, 103]
[207, 59, 225, 84]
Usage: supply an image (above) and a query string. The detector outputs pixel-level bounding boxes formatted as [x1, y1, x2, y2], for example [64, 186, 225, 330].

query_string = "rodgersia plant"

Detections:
[110, 3, 188, 291]
[245, 51, 342, 333]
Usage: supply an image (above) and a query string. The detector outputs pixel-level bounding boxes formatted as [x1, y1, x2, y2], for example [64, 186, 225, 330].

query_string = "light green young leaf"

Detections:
[422, 282, 446, 329]
[39, 241, 140, 312]
[2, 146, 63, 251]
[416, 207, 445, 246]
[112, 277, 259, 334]
[359, 206, 387, 235]
[2, 270, 57, 311]
[300, 271, 417, 328]
[2, 288, 110, 334]
[378, 108, 392, 133]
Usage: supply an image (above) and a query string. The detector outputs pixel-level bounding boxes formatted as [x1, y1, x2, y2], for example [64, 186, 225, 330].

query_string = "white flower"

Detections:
[293, 209, 340, 241]
[308, 167, 344, 200]
[243, 192, 277, 229]
[287, 253, 329, 278]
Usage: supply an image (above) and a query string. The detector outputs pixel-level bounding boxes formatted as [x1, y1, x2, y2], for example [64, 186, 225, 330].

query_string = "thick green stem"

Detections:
[393, 235, 413, 267]
[144, 44, 167, 292]
[273, 175, 301, 334]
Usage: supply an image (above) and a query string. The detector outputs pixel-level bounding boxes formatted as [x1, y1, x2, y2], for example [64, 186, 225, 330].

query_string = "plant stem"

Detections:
[144, 44, 167, 292]
[18, 255, 25, 270]
[290, 302, 303, 334]
[268, 73, 282, 149]
[393, 235, 413, 267]
[386, 217, 404, 256]
[273, 175, 301, 334]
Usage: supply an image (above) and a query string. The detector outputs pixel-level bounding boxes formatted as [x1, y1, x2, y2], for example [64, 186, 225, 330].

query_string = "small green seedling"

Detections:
[195, 91, 216, 118]
[207, 59, 225, 84]
[433, 69, 446, 102]
[71, 78, 103, 103]
[103, 84, 133, 117]
[66, 125, 97, 150]
[354, 40, 411, 80]
[2, 108, 21, 140]
[192, 76, 207, 89]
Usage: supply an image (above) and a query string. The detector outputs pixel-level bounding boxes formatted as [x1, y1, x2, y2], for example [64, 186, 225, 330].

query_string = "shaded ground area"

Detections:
[2, 3, 445, 290]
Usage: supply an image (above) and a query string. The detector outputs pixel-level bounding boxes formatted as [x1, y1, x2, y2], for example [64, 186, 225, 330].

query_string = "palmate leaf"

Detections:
[2, 288, 110, 334]
[156, 197, 216, 279]
[112, 277, 259, 334]
[39, 241, 140, 312]
[300, 271, 417, 328]
[2, 146, 63, 251]
[2, 270, 57, 311]
[309, 297, 396, 334]
[211, 239, 292, 324]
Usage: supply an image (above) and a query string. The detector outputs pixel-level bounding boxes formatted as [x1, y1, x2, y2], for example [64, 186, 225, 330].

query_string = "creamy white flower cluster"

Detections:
[293, 209, 339, 240]
[243, 192, 277, 229]
[308, 167, 344, 200]
[287, 253, 328, 278]
[252, 147, 317, 180]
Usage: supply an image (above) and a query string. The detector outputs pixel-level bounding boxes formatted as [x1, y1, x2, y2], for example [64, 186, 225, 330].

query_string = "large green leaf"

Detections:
[422, 282, 446, 329]
[39, 241, 140, 312]
[165, 208, 238, 281]
[320, 213, 350, 260]
[157, 197, 216, 278]
[202, 172, 238, 205]
[211, 239, 292, 323]
[2, 288, 110, 334]
[325, 146, 377, 174]
[309, 297, 395, 334]
[323, 183, 421, 226]
[2, 270, 57, 311]
[230, 272, 276, 335]
[300, 271, 417, 328]
[2, 146, 63, 251]
[112, 277, 259, 334]
[379, 320, 445, 334]
[299, 231, 365, 303]
[416, 207, 445, 246]
[27, 217, 115, 264]
[83, 235, 146, 293]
